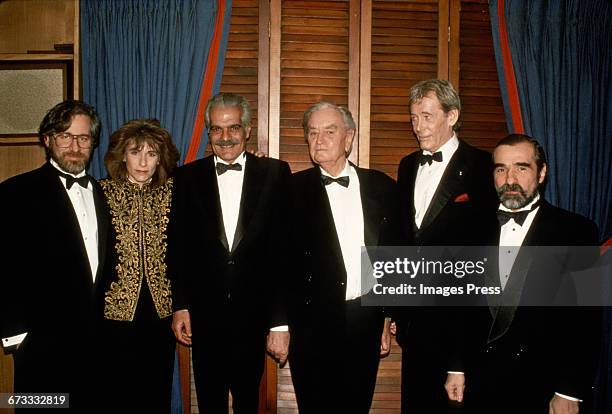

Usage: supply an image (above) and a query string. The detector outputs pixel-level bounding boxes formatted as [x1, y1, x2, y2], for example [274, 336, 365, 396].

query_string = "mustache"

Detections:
[497, 183, 526, 195]
[63, 150, 86, 158]
[214, 139, 241, 147]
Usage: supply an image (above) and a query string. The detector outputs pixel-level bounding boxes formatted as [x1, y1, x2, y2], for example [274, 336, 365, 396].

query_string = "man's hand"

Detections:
[172, 310, 192, 346]
[389, 321, 397, 336]
[445, 373, 465, 403]
[549, 394, 579, 414]
[266, 331, 290, 366]
[380, 318, 392, 357]
[247, 149, 267, 158]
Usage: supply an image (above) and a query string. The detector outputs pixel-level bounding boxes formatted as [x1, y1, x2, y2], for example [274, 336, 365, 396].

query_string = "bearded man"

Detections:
[451, 134, 601, 414]
[0, 100, 109, 409]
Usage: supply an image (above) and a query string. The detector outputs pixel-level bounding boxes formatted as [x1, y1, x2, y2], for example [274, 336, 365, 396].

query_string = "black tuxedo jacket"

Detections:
[288, 164, 401, 336]
[0, 162, 109, 395]
[168, 153, 291, 335]
[395, 140, 498, 372]
[397, 139, 498, 246]
[465, 201, 600, 405]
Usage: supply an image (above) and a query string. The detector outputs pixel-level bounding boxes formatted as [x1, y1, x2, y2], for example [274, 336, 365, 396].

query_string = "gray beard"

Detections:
[53, 153, 89, 175]
[498, 184, 538, 210]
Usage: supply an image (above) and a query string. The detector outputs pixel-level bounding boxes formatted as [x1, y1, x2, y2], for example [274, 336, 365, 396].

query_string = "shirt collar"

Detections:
[320, 160, 351, 179]
[422, 134, 459, 160]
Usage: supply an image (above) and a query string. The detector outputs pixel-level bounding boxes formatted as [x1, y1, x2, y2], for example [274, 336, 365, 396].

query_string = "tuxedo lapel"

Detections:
[404, 157, 419, 235]
[309, 168, 344, 263]
[42, 163, 95, 287]
[232, 153, 264, 252]
[418, 144, 467, 232]
[92, 180, 109, 285]
[201, 158, 230, 251]
[488, 250, 532, 343]
[355, 166, 382, 246]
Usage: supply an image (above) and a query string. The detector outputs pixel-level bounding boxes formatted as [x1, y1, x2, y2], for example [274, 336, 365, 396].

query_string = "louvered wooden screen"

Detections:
[278, 0, 351, 173]
[217, 0, 260, 154]
[369, 0, 439, 179]
[458, 0, 507, 151]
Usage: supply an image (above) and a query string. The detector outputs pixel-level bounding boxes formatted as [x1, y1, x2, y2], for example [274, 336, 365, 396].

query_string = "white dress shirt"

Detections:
[215, 153, 246, 251]
[322, 162, 365, 301]
[498, 194, 540, 290]
[413, 135, 459, 228]
[214, 153, 288, 332]
[51, 159, 99, 281]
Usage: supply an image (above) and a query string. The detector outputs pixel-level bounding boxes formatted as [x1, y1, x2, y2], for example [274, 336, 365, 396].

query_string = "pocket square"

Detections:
[454, 193, 469, 203]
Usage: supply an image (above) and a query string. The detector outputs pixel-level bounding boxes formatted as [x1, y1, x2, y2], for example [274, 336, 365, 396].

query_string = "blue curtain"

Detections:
[489, 0, 612, 242]
[81, 0, 231, 178]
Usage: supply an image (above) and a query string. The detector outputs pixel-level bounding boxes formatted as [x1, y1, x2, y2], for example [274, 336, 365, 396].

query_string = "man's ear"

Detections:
[344, 129, 356, 154]
[43, 136, 50, 148]
[447, 109, 459, 129]
[245, 125, 252, 140]
[538, 163, 547, 184]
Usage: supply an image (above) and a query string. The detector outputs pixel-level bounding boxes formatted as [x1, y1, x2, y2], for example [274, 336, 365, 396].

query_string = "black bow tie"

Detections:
[216, 162, 242, 175]
[321, 175, 350, 188]
[419, 151, 443, 166]
[58, 171, 90, 190]
[497, 200, 541, 226]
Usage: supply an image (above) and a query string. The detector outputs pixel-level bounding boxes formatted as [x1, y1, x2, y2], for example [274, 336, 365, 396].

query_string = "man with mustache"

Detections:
[0, 100, 109, 409]
[458, 134, 600, 413]
[169, 92, 291, 413]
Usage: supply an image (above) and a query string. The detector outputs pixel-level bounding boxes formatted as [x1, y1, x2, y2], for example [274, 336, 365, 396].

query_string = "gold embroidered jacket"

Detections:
[101, 178, 173, 321]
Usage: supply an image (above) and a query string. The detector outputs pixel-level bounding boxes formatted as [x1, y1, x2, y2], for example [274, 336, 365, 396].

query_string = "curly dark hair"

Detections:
[104, 119, 180, 187]
[38, 100, 102, 147]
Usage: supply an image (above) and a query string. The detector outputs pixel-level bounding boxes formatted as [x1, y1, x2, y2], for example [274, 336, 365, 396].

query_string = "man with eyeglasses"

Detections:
[169, 92, 291, 413]
[0, 100, 109, 408]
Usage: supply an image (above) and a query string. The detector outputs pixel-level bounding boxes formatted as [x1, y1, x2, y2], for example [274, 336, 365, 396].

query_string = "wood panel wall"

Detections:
[0, 0, 75, 54]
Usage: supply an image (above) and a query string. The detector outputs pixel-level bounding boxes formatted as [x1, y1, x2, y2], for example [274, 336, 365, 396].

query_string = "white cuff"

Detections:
[2, 332, 27, 348]
[555, 392, 581, 402]
[270, 325, 289, 332]
[447, 371, 465, 375]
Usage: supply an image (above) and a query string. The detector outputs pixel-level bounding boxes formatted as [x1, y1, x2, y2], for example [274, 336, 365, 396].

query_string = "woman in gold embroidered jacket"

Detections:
[99, 119, 180, 413]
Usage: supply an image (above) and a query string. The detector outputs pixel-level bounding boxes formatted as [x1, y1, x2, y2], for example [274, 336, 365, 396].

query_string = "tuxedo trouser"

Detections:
[465, 348, 552, 414]
[190, 317, 266, 414]
[289, 299, 384, 414]
[397, 308, 456, 414]
[13, 337, 96, 413]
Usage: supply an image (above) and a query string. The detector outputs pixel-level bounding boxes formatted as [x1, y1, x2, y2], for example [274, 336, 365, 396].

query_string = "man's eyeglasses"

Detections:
[52, 132, 93, 148]
[208, 124, 244, 137]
